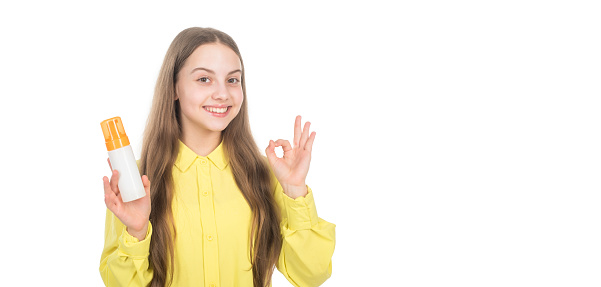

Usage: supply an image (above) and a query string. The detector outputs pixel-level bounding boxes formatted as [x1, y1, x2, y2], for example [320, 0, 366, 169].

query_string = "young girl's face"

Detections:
[175, 43, 243, 137]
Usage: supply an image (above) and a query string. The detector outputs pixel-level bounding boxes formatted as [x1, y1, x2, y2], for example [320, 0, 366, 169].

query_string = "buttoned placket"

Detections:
[196, 156, 220, 287]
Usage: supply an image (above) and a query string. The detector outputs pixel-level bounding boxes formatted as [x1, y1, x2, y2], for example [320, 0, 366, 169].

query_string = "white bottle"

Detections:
[101, 117, 146, 202]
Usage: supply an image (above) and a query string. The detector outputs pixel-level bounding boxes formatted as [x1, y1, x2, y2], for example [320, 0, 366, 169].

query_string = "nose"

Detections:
[212, 82, 229, 101]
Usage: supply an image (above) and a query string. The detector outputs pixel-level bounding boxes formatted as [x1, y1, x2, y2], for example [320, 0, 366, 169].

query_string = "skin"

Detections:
[103, 43, 316, 241]
[175, 43, 244, 157]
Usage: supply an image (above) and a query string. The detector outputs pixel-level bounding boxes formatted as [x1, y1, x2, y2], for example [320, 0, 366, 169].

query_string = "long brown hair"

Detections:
[139, 27, 282, 287]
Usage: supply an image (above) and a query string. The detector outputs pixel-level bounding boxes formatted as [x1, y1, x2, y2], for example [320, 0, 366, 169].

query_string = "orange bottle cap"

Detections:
[101, 117, 131, 151]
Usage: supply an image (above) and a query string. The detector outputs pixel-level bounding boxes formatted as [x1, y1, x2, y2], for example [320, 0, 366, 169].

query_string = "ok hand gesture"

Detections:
[265, 115, 316, 199]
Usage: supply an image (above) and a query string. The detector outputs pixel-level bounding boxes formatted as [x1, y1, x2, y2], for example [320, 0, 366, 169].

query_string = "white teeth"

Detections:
[204, 107, 228, 113]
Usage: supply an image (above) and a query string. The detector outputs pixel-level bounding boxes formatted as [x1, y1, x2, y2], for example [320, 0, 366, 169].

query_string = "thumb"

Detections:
[142, 175, 151, 197]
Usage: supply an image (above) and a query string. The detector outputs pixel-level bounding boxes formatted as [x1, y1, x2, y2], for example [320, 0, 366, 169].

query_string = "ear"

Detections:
[174, 84, 180, 101]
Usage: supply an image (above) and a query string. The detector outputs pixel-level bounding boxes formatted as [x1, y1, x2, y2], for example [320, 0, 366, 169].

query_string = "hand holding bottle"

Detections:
[100, 117, 150, 240]
[103, 158, 151, 241]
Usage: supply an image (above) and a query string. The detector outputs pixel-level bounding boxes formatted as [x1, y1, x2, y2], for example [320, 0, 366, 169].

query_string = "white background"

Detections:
[1, 0, 600, 286]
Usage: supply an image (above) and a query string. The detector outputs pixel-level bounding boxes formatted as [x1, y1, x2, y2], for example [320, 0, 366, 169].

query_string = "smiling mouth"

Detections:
[203, 106, 231, 114]
[203, 106, 232, 114]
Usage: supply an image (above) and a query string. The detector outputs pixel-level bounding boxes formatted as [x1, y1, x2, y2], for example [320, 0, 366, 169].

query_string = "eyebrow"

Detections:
[190, 67, 242, 75]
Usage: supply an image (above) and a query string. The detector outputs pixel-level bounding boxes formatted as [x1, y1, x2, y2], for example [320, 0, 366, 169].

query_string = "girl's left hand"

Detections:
[265, 115, 316, 199]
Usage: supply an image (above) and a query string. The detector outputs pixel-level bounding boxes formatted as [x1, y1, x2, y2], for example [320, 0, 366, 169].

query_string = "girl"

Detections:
[99, 27, 336, 287]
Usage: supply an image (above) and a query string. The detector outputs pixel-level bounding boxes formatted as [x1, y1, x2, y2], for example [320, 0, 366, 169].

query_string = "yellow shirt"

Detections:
[99, 139, 336, 286]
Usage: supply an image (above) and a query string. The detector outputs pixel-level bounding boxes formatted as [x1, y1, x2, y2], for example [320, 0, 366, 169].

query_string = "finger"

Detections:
[103, 176, 113, 197]
[109, 170, 120, 196]
[103, 176, 120, 210]
[299, 121, 311, 148]
[142, 175, 151, 198]
[265, 140, 278, 166]
[104, 188, 120, 211]
[107, 157, 113, 171]
[293, 115, 302, 148]
[304, 131, 316, 151]
[274, 139, 293, 154]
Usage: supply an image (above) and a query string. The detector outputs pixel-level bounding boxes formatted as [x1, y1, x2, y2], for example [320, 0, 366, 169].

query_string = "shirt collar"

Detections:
[174, 139, 229, 172]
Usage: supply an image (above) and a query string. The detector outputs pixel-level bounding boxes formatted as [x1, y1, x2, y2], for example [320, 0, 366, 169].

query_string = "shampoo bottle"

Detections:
[100, 117, 146, 202]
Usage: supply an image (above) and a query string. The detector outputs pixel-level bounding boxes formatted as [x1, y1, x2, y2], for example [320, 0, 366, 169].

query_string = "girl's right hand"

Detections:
[103, 158, 151, 241]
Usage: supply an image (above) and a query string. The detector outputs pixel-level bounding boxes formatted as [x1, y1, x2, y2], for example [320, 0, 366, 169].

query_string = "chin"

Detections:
[208, 123, 230, 132]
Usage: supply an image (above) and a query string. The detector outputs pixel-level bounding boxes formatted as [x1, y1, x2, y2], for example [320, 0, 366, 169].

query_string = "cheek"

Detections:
[179, 97, 203, 116]
[231, 91, 244, 116]
[234, 89, 244, 105]
[180, 90, 205, 106]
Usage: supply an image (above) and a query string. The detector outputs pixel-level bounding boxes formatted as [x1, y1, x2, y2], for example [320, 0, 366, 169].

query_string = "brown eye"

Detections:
[198, 77, 210, 83]
[228, 78, 240, 84]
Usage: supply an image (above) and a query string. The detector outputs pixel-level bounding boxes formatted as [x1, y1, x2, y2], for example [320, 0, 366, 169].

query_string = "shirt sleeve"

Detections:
[99, 208, 154, 286]
[265, 158, 336, 287]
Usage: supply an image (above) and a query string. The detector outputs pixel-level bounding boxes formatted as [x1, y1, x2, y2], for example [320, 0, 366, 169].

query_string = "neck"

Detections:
[181, 129, 223, 157]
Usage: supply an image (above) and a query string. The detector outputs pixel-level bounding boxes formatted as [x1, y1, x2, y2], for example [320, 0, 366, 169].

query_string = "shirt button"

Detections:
[207, 235, 213, 241]
[200, 159, 208, 165]
[202, 191, 209, 196]
[209, 284, 215, 287]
